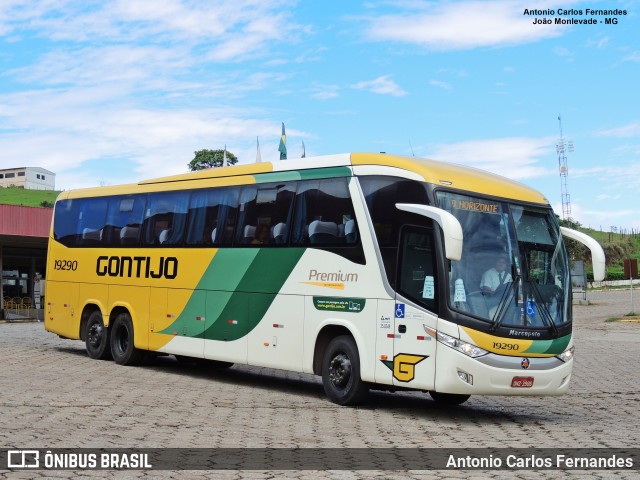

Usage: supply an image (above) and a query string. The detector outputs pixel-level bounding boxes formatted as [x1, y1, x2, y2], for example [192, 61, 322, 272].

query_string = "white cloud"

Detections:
[429, 79, 452, 90]
[586, 36, 610, 49]
[351, 75, 407, 96]
[311, 84, 340, 100]
[596, 122, 640, 138]
[554, 47, 574, 58]
[425, 137, 556, 180]
[0, 1, 304, 60]
[596, 194, 621, 201]
[361, 1, 566, 51]
[623, 51, 640, 63]
[0, 84, 286, 188]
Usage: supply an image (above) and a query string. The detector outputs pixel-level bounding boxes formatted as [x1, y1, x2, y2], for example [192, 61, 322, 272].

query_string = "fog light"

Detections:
[457, 370, 473, 385]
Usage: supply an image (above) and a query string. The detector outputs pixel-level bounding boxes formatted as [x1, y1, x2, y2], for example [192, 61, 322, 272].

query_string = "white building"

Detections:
[0, 167, 55, 190]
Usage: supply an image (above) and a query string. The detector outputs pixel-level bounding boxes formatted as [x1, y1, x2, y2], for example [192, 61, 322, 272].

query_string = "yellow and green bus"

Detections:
[45, 152, 605, 406]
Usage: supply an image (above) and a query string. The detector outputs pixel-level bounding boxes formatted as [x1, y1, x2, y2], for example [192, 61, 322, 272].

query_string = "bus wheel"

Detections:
[110, 312, 145, 366]
[428, 391, 470, 406]
[85, 311, 111, 360]
[322, 335, 368, 406]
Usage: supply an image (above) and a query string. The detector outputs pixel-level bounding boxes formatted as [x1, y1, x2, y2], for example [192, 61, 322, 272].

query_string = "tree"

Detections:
[188, 149, 238, 171]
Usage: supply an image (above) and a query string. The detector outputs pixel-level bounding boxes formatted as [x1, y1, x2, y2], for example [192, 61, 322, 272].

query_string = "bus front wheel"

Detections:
[110, 312, 145, 366]
[85, 311, 111, 360]
[322, 335, 368, 406]
[428, 391, 470, 406]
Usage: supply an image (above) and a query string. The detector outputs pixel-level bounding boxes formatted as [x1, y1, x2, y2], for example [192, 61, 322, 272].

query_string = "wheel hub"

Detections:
[329, 353, 351, 387]
[88, 324, 102, 347]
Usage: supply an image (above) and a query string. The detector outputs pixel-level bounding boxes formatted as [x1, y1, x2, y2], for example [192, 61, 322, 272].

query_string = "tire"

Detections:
[85, 311, 111, 360]
[110, 312, 145, 366]
[322, 335, 368, 406]
[428, 391, 471, 406]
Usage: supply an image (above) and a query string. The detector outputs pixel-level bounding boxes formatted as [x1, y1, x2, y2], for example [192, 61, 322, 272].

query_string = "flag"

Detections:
[278, 122, 287, 160]
[256, 136, 262, 163]
[301, 140, 306, 158]
[223, 145, 228, 167]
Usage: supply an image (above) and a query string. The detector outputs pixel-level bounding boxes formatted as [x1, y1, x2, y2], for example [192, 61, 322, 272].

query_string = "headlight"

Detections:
[436, 331, 488, 358]
[556, 346, 575, 363]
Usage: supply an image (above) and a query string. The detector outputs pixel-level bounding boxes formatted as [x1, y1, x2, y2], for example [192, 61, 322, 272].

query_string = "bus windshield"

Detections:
[437, 191, 570, 330]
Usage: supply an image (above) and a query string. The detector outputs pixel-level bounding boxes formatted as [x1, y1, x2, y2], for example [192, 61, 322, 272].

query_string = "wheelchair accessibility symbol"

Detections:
[395, 304, 405, 319]
[526, 301, 536, 316]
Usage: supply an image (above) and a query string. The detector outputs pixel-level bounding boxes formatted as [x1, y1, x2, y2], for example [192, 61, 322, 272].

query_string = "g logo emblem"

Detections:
[382, 353, 428, 382]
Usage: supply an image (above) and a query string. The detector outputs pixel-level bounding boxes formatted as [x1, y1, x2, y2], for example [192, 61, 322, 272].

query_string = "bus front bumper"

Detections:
[434, 345, 573, 396]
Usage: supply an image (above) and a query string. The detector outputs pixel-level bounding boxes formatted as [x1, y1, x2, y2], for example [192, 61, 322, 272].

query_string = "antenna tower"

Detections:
[556, 115, 574, 221]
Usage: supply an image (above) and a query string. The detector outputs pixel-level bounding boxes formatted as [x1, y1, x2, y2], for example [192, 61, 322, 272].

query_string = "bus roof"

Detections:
[59, 152, 548, 205]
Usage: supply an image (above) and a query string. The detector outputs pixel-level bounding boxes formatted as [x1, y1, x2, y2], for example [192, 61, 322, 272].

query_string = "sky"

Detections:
[1, 0, 639, 230]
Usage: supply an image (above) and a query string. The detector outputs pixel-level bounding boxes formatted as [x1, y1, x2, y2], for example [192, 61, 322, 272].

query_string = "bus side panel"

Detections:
[247, 293, 304, 371]
[149, 287, 169, 352]
[45, 281, 80, 339]
[79, 283, 108, 323]
[108, 285, 150, 350]
[302, 295, 378, 383]
[374, 299, 395, 385]
[203, 290, 249, 364]
[154, 288, 206, 358]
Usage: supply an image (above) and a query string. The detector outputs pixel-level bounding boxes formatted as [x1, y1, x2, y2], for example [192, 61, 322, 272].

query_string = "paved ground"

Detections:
[0, 289, 638, 479]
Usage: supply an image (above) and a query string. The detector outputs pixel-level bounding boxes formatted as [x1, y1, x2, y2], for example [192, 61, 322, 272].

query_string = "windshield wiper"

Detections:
[489, 275, 520, 332]
[527, 280, 560, 337]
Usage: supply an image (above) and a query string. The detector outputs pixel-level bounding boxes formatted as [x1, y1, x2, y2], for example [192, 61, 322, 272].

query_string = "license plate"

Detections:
[511, 376, 534, 388]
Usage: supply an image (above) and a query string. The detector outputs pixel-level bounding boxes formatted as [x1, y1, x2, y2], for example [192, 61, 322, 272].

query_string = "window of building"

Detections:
[5, 173, 15, 178]
[17, 172, 25, 177]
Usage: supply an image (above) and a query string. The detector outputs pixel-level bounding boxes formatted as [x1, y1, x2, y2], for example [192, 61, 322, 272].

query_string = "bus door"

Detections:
[391, 226, 438, 390]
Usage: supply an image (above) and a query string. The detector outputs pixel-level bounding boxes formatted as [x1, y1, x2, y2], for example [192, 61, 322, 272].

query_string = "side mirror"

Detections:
[395, 204, 463, 261]
[560, 227, 606, 282]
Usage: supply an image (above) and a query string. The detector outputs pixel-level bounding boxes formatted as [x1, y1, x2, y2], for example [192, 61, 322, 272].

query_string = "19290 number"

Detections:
[54, 259, 78, 271]
[493, 342, 520, 351]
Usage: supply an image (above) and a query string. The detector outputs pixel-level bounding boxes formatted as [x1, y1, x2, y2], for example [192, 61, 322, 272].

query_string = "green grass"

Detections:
[0, 187, 60, 207]
[606, 315, 640, 323]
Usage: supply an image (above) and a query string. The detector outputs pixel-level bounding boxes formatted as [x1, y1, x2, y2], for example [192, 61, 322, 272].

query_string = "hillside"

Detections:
[565, 225, 640, 281]
[0, 187, 60, 207]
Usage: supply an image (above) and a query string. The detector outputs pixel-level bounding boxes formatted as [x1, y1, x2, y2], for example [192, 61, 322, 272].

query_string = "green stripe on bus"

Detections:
[522, 334, 571, 355]
[203, 248, 305, 340]
[160, 248, 305, 341]
[253, 166, 352, 184]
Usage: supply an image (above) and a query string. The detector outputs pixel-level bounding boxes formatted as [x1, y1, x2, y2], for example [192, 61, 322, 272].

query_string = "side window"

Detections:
[103, 195, 146, 246]
[292, 178, 359, 246]
[53, 199, 81, 247]
[186, 187, 239, 246]
[76, 198, 109, 246]
[143, 192, 189, 246]
[292, 177, 364, 263]
[359, 176, 430, 287]
[236, 182, 295, 246]
[397, 226, 438, 313]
